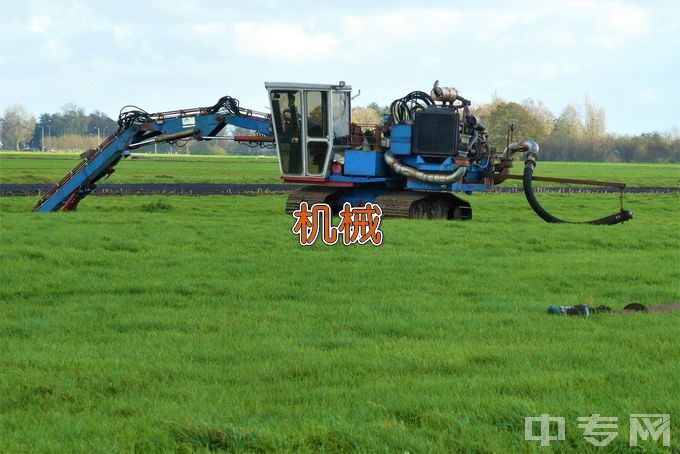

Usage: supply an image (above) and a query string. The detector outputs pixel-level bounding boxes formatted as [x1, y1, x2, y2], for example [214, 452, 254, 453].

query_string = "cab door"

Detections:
[270, 90, 303, 176]
[304, 90, 331, 177]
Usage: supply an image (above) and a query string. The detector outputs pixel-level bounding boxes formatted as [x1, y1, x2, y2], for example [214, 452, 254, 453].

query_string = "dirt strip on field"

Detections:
[0, 183, 678, 197]
[0, 183, 302, 196]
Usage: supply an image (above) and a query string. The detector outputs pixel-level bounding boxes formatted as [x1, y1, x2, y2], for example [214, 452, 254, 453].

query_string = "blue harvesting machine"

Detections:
[34, 80, 632, 225]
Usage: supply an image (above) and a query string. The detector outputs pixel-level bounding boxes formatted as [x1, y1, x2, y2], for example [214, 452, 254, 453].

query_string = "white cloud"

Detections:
[27, 14, 53, 34]
[605, 4, 651, 37]
[538, 1, 651, 50]
[588, 35, 618, 50]
[544, 30, 576, 48]
[232, 21, 340, 61]
[512, 62, 529, 77]
[341, 8, 465, 51]
[635, 87, 658, 103]
[46, 39, 72, 61]
[583, 2, 651, 50]
[111, 24, 134, 46]
[536, 62, 576, 80]
[185, 21, 226, 39]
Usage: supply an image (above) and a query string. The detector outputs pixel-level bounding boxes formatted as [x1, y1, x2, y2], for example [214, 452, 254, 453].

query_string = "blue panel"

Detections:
[416, 156, 456, 171]
[344, 150, 387, 177]
[390, 124, 412, 155]
[223, 114, 273, 136]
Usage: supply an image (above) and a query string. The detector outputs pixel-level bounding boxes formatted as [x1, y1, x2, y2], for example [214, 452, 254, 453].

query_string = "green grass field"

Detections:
[0, 152, 281, 185]
[0, 151, 678, 187]
[1, 192, 678, 452]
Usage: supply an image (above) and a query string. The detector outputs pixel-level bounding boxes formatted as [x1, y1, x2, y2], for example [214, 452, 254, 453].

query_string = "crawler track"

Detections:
[375, 191, 472, 219]
[285, 187, 340, 213]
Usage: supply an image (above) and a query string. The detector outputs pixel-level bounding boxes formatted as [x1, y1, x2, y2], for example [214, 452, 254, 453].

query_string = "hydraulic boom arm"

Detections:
[34, 96, 272, 212]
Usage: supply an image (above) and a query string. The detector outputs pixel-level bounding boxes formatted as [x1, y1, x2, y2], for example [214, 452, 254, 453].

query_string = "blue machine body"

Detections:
[337, 123, 493, 194]
[343, 150, 388, 177]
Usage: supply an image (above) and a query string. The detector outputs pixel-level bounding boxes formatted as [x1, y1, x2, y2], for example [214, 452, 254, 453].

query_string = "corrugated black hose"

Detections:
[522, 162, 633, 225]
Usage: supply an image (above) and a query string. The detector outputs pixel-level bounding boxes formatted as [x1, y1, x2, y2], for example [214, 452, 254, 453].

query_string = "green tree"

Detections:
[542, 104, 584, 160]
[554, 104, 583, 138]
[477, 101, 552, 152]
[60, 103, 87, 135]
[87, 111, 118, 139]
[522, 98, 554, 136]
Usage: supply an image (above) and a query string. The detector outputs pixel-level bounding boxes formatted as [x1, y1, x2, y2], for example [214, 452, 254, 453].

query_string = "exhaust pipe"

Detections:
[384, 151, 466, 184]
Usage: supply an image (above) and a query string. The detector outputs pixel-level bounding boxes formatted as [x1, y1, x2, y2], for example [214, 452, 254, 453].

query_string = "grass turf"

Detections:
[0, 193, 678, 452]
[0, 151, 678, 187]
[0, 153, 281, 185]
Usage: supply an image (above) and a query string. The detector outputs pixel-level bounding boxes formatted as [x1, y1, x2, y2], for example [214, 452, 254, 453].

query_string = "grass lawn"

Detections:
[0, 153, 281, 185]
[0, 151, 678, 187]
[1, 193, 678, 452]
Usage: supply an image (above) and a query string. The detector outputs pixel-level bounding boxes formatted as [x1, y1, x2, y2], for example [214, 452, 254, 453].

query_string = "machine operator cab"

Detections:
[266, 82, 352, 182]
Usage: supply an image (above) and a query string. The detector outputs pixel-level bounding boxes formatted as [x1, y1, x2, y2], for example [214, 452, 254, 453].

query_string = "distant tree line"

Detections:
[0, 104, 118, 151]
[1, 99, 677, 162]
[471, 96, 678, 162]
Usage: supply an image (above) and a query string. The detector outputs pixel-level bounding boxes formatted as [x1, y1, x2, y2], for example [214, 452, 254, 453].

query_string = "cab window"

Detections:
[306, 91, 328, 138]
[271, 90, 302, 175]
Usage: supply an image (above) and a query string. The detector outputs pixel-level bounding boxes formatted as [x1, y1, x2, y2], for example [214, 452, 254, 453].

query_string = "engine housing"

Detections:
[412, 106, 459, 157]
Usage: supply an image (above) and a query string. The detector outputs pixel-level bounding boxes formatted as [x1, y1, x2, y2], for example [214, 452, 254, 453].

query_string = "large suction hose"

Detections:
[510, 140, 633, 225]
[384, 151, 467, 184]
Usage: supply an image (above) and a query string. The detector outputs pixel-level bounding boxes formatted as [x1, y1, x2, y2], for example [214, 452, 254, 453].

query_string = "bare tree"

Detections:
[1, 105, 36, 150]
[584, 96, 606, 139]
[522, 98, 555, 137]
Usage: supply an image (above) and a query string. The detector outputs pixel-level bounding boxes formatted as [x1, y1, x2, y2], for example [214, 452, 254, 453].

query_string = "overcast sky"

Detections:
[1, 0, 678, 135]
